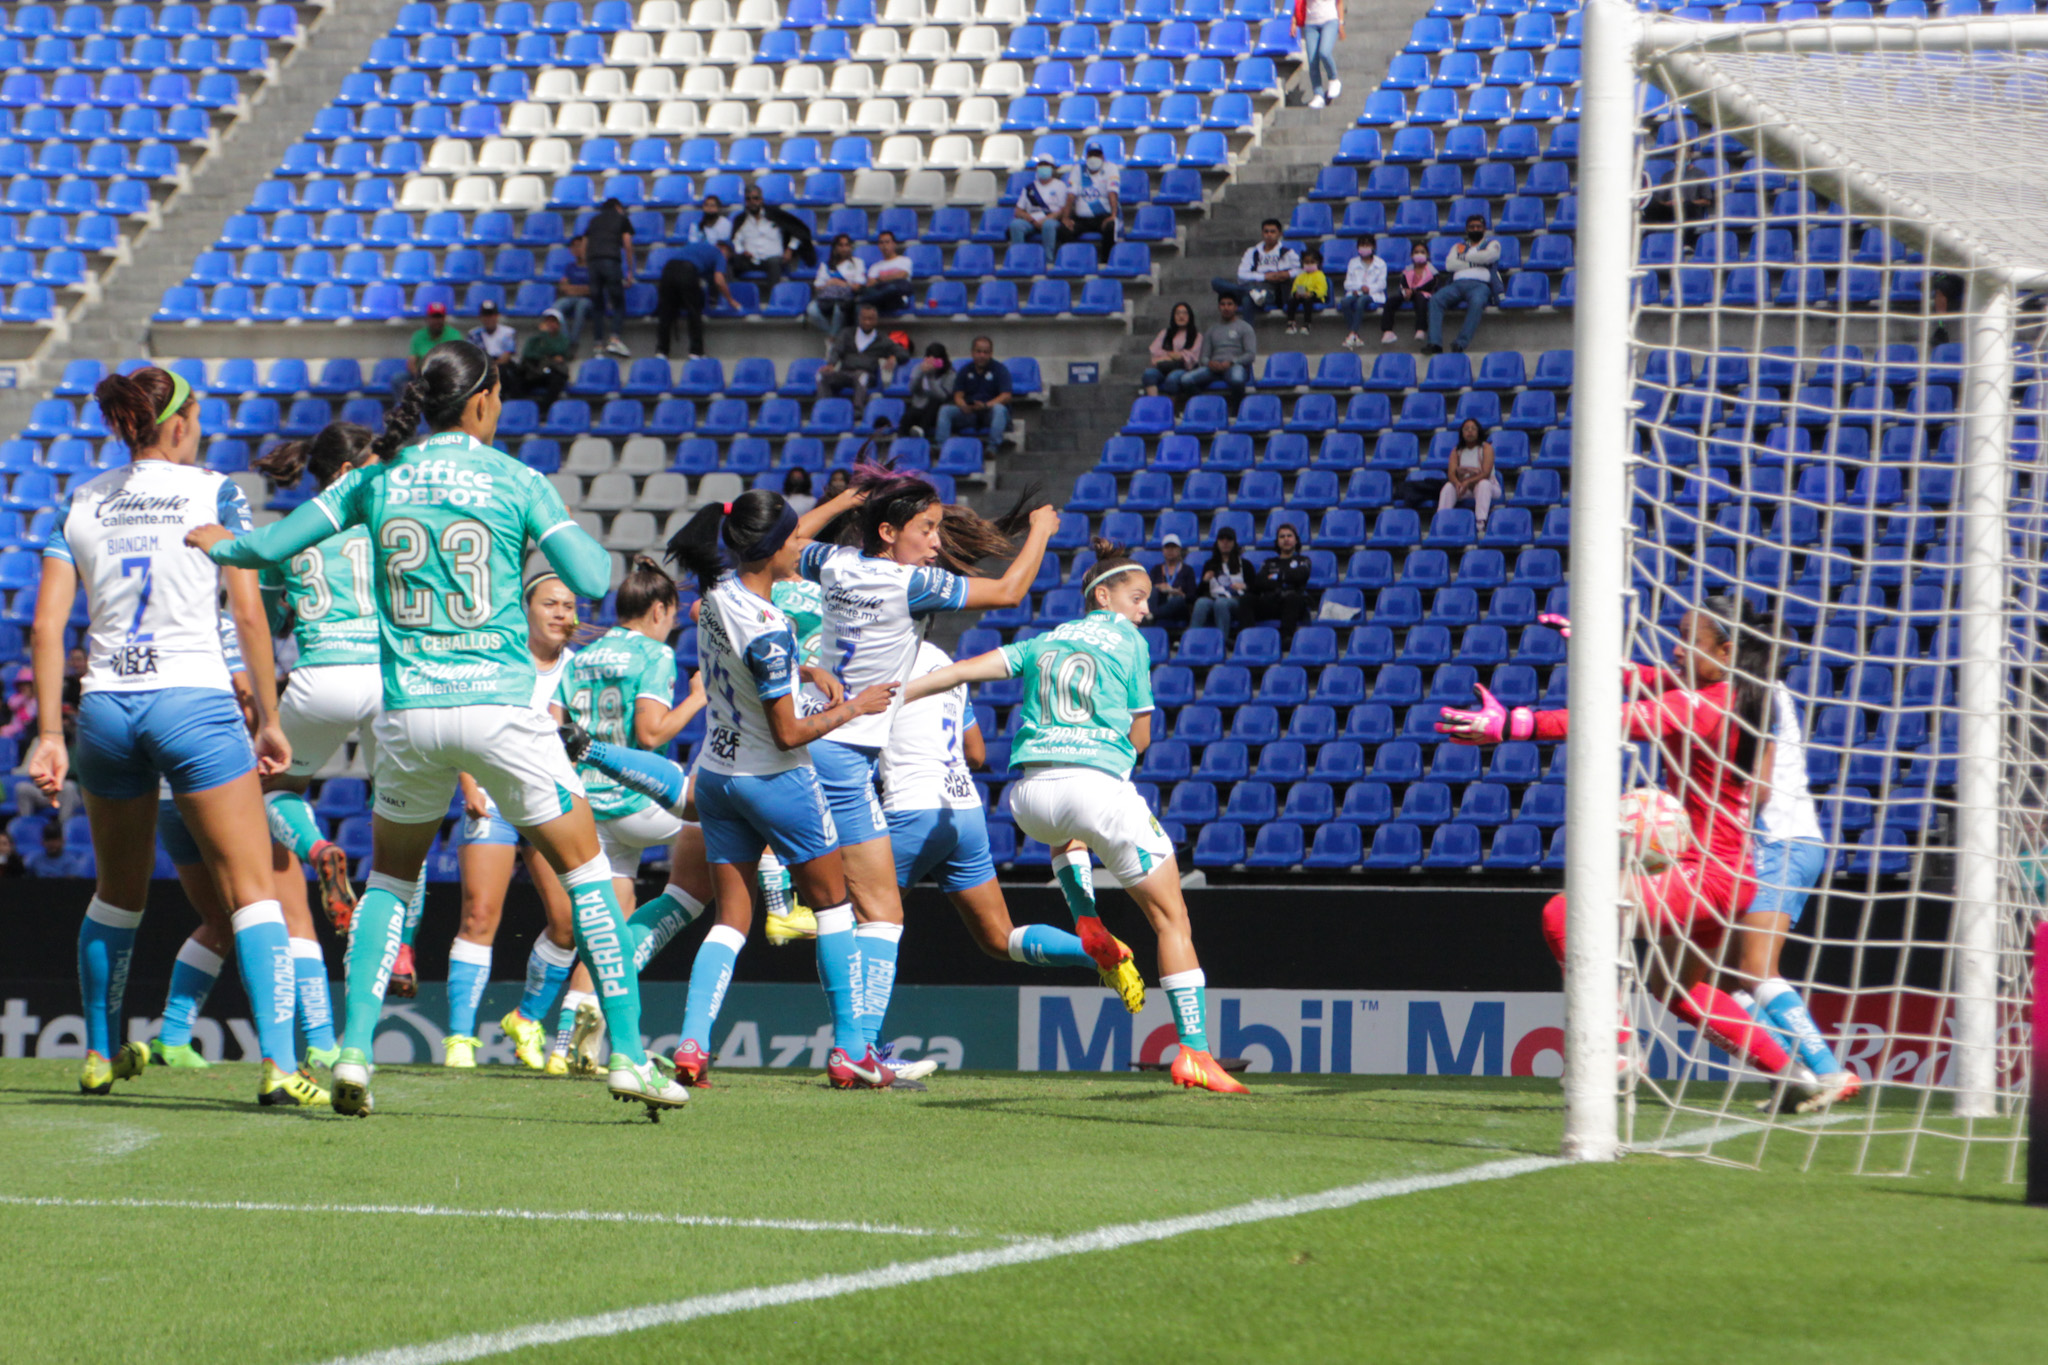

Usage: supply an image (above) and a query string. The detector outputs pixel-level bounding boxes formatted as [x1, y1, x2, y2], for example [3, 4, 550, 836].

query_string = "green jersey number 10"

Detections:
[1034, 648, 1098, 726]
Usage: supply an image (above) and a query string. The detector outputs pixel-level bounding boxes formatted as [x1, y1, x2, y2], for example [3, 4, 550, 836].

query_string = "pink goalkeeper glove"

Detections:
[1538, 612, 1571, 639]
[1436, 683, 1535, 746]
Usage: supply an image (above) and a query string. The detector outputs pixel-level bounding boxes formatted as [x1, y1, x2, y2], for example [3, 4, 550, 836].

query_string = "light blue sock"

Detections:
[578, 737, 688, 813]
[77, 898, 143, 1056]
[814, 902, 865, 1055]
[230, 900, 298, 1069]
[678, 923, 745, 1051]
[1756, 978, 1842, 1076]
[1736, 990, 1798, 1059]
[518, 936, 576, 1023]
[1007, 923, 1097, 970]
[159, 935, 221, 1049]
[446, 937, 491, 1038]
[401, 873, 426, 948]
[853, 921, 902, 1052]
[290, 937, 336, 1054]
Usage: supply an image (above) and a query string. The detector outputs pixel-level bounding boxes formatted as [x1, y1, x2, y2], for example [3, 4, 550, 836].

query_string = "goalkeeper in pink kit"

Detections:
[1438, 599, 1843, 1104]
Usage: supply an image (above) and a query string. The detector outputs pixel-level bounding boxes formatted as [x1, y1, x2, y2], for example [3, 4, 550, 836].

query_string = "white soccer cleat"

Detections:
[331, 1052, 374, 1118]
[1795, 1070, 1864, 1114]
[887, 1057, 940, 1083]
[608, 1055, 690, 1118]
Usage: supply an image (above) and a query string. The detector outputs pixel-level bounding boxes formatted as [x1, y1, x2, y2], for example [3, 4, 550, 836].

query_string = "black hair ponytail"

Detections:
[254, 421, 375, 489]
[664, 489, 791, 592]
[374, 341, 496, 459]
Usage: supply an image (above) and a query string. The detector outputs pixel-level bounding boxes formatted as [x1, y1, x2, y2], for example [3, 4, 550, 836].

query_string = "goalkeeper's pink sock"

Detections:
[1672, 982, 1792, 1075]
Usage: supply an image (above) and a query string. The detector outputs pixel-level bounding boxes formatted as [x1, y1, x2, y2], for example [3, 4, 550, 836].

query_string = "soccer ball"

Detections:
[1618, 787, 1690, 872]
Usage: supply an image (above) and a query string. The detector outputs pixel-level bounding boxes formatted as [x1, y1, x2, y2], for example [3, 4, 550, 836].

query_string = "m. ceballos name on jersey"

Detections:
[386, 460, 498, 509]
[95, 491, 191, 528]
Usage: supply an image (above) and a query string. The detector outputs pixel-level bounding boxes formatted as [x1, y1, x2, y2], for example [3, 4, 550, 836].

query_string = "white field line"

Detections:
[0, 1195, 976, 1240]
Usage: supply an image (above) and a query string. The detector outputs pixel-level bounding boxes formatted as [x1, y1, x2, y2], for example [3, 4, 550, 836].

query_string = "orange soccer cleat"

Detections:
[1169, 1046, 1248, 1095]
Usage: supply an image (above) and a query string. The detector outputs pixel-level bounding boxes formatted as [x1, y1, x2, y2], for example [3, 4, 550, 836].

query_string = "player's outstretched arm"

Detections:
[764, 682, 897, 751]
[535, 521, 612, 601]
[902, 649, 1010, 704]
[961, 503, 1061, 610]
[188, 496, 343, 568]
[793, 486, 866, 546]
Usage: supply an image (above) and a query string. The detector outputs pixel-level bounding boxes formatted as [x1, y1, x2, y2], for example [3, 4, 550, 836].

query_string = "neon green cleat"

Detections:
[765, 903, 818, 946]
[150, 1039, 211, 1068]
[443, 1035, 479, 1068]
[330, 1049, 373, 1117]
[112, 1040, 149, 1082]
[569, 1000, 606, 1077]
[544, 1050, 569, 1076]
[500, 1010, 548, 1070]
[78, 1051, 112, 1095]
[304, 1044, 340, 1070]
[259, 1061, 331, 1108]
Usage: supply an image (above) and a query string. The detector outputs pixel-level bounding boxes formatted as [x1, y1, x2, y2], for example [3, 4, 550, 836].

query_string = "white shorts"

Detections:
[1008, 765, 1175, 889]
[597, 804, 686, 881]
[281, 663, 382, 778]
[372, 705, 587, 829]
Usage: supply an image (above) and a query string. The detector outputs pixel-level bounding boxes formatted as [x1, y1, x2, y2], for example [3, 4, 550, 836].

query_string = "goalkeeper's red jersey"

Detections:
[1531, 665, 1756, 881]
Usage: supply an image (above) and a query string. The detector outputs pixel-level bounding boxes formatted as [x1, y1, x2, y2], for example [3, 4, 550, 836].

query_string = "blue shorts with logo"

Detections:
[695, 766, 840, 868]
[809, 737, 888, 847]
[76, 688, 256, 800]
[889, 804, 996, 893]
[1746, 835, 1828, 927]
[453, 810, 519, 847]
[156, 798, 201, 866]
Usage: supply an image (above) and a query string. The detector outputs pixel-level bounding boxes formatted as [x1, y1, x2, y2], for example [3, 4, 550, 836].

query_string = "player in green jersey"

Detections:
[189, 342, 688, 1118]
[903, 537, 1247, 1094]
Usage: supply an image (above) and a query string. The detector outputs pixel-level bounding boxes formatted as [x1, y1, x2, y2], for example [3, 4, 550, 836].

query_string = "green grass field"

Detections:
[0, 1060, 2040, 1364]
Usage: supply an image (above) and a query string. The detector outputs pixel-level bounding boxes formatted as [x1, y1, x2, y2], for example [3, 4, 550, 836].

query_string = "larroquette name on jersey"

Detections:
[386, 459, 497, 509]
[96, 491, 191, 527]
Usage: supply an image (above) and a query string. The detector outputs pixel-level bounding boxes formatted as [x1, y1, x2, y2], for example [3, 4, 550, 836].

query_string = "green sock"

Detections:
[1051, 847, 1096, 926]
[629, 883, 707, 971]
[563, 861, 646, 1066]
[401, 873, 426, 948]
[341, 875, 410, 1055]
[264, 791, 325, 861]
[1160, 968, 1209, 1052]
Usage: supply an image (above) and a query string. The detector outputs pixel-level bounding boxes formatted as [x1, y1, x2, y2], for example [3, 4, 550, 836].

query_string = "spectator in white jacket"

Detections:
[1211, 219, 1299, 312]
[1335, 238, 1386, 350]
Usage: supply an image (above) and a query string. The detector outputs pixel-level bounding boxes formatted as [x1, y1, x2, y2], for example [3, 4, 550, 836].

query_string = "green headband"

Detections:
[154, 370, 191, 425]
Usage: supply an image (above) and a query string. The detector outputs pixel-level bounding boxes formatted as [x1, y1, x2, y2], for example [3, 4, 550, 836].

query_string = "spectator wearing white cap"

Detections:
[1010, 155, 1070, 254]
[1065, 142, 1121, 264]
[1150, 532, 1198, 635]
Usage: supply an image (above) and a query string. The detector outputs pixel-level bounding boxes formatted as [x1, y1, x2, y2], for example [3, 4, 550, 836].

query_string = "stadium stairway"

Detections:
[1021, 0, 1572, 515]
[0, 0, 414, 440]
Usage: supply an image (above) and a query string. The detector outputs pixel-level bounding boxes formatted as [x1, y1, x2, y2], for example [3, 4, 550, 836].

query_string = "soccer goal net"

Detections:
[1563, 1, 2044, 1178]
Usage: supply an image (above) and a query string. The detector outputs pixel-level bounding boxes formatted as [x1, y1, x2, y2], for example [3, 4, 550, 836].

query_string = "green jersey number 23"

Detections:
[380, 516, 492, 628]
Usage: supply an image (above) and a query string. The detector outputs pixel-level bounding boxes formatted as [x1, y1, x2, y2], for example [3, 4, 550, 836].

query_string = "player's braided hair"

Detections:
[254, 421, 375, 490]
[374, 341, 497, 459]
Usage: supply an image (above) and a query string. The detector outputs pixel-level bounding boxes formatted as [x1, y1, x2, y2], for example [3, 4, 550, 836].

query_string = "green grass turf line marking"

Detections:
[0, 1195, 984, 1240]
[315, 1155, 1569, 1365]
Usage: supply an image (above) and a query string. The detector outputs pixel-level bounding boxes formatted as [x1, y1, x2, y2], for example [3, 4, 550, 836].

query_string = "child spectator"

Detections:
[1284, 248, 1328, 335]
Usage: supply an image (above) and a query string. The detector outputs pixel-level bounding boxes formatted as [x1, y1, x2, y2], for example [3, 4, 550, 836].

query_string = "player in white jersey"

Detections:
[31, 365, 323, 1106]
[904, 539, 1247, 1094]
[882, 644, 1144, 1038]
[795, 470, 1058, 1080]
[1728, 681, 1859, 1110]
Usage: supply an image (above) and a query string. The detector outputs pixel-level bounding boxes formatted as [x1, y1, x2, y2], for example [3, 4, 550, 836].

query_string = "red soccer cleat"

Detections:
[306, 839, 357, 936]
[825, 1046, 891, 1090]
[1169, 1046, 1248, 1095]
[388, 943, 417, 998]
[671, 1040, 715, 1088]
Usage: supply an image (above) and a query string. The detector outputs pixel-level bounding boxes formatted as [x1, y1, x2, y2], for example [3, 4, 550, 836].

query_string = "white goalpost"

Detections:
[1567, 0, 2042, 1176]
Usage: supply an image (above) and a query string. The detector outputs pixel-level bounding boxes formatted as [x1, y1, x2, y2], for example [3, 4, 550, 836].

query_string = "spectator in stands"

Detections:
[1439, 418, 1500, 534]
[1213, 220, 1299, 312]
[1246, 522, 1313, 639]
[730, 183, 805, 288]
[1010, 155, 1070, 254]
[816, 303, 906, 416]
[1150, 532, 1197, 635]
[467, 300, 517, 362]
[1283, 247, 1328, 336]
[822, 468, 850, 501]
[905, 342, 955, 437]
[782, 467, 817, 516]
[656, 239, 736, 360]
[0, 667, 36, 741]
[555, 234, 594, 347]
[1065, 142, 1121, 263]
[860, 230, 917, 318]
[0, 831, 21, 879]
[938, 335, 1013, 449]
[1297, 0, 1346, 109]
[584, 196, 635, 359]
[1337, 238, 1386, 350]
[1168, 294, 1256, 403]
[685, 194, 729, 250]
[408, 301, 464, 375]
[1929, 271, 1965, 348]
[1382, 242, 1438, 344]
[1425, 215, 1503, 355]
[24, 819, 90, 878]
[1191, 525, 1247, 638]
[1141, 302, 1202, 396]
[506, 308, 572, 409]
[806, 232, 866, 336]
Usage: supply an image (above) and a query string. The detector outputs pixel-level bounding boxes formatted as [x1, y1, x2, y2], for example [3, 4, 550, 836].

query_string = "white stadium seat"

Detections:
[564, 438, 617, 476]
